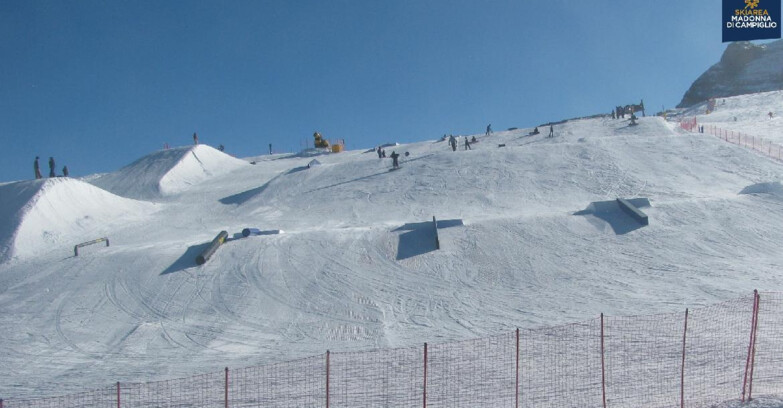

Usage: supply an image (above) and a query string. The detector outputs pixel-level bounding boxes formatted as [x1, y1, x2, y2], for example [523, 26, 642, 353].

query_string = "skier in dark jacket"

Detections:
[464, 137, 471, 150]
[390, 151, 400, 169]
[34, 156, 42, 179]
[48, 157, 56, 177]
[62, 165, 69, 177]
[548, 125, 554, 138]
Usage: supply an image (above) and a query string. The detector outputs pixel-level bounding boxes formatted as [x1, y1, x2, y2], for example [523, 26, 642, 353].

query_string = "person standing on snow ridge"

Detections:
[34, 156, 42, 179]
[390, 151, 400, 169]
[193, 132, 199, 145]
[62, 165, 69, 177]
[486, 124, 492, 136]
[48, 157, 56, 177]
[548, 124, 554, 138]
[464, 136, 471, 150]
[449, 135, 457, 151]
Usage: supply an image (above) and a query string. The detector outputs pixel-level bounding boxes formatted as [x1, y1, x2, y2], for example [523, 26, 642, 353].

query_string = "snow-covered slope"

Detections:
[0, 178, 155, 263]
[678, 89, 783, 143]
[2, 93, 783, 400]
[90, 144, 249, 199]
[679, 40, 783, 107]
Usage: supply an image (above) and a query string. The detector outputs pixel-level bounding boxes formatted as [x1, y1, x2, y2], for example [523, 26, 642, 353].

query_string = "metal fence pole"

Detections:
[116, 382, 120, 408]
[681, 309, 689, 408]
[515, 328, 519, 408]
[749, 293, 761, 401]
[326, 351, 330, 408]
[423, 343, 428, 408]
[743, 290, 759, 401]
[601, 313, 607, 408]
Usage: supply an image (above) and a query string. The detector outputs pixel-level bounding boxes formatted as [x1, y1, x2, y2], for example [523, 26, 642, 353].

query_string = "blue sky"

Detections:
[1, 0, 729, 182]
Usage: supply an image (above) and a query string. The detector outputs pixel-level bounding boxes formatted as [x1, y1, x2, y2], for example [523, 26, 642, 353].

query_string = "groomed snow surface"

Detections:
[2, 93, 783, 406]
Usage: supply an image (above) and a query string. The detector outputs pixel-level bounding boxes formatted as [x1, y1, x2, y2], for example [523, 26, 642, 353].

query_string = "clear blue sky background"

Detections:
[1, 0, 730, 182]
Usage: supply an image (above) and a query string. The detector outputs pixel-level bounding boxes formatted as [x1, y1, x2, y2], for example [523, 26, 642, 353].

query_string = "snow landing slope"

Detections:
[0, 178, 155, 263]
[3, 93, 783, 399]
[91, 144, 249, 199]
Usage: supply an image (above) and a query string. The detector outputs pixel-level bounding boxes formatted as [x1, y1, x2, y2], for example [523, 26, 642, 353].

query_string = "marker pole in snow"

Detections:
[680, 308, 689, 408]
[224, 367, 229, 408]
[515, 328, 519, 408]
[600, 314, 607, 408]
[423, 342, 428, 408]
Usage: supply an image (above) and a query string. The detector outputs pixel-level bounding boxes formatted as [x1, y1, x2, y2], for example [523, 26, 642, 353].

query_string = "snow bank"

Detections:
[0, 178, 155, 262]
[90, 145, 248, 199]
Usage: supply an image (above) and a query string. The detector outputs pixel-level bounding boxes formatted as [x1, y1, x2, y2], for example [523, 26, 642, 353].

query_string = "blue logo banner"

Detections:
[723, 0, 781, 42]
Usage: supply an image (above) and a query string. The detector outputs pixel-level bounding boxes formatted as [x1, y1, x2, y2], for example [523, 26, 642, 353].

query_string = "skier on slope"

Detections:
[48, 157, 56, 177]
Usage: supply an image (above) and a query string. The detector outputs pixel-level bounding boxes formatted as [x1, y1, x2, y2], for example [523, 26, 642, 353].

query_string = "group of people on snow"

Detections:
[34, 156, 68, 179]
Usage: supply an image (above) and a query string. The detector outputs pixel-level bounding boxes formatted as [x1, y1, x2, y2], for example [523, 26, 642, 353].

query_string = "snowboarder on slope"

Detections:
[486, 124, 492, 136]
[390, 151, 400, 169]
[449, 135, 457, 151]
[548, 125, 554, 138]
[464, 137, 471, 150]
[34, 156, 42, 179]
[48, 157, 56, 177]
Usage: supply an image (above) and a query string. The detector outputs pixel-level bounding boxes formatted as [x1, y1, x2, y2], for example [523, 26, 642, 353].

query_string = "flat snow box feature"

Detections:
[617, 198, 649, 226]
[74, 237, 110, 257]
[242, 228, 284, 237]
[196, 230, 228, 265]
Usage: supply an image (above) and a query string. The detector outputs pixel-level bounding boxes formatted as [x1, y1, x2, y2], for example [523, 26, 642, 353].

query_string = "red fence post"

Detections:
[423, 343, 428, 408]
[681, 308, 689, 408]
[515, 328, 520, 408]
[749, 293, 761, 400]
[116, 382, 120, 408]
[743, 290, 759, 402]
[601, 313, 607, 408]
[326, 350, 330, 408]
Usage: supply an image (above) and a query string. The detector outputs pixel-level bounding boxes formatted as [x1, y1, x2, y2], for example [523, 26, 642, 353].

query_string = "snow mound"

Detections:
[90, 145, 248, 199]
[740, 181, 783, 196]
[0, 178, 155, 262]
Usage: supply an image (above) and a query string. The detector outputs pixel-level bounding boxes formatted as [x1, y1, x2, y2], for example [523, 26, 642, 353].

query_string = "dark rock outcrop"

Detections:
[678, 40, 783, 108]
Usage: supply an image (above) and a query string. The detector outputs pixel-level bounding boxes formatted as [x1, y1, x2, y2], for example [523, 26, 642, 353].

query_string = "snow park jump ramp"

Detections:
[90, 144, 248, 200]
[0, 178, 155, 263]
